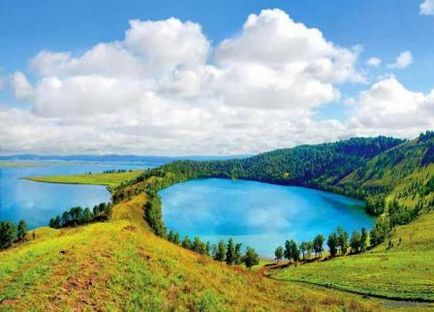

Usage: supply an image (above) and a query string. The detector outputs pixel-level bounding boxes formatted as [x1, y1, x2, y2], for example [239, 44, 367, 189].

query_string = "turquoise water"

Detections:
[0, 161, 156, 229]
[160, 178, 374, 257]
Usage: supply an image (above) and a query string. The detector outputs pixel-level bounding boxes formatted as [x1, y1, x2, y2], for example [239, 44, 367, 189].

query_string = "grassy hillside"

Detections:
[0, 196, 383, 311]
[272, 211, 434, 302]
[26, 170, 144, 189]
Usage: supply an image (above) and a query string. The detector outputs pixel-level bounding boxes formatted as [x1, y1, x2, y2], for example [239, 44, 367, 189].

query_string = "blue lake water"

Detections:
[160, 178, 374, 257]
[0, 161, 158, 229]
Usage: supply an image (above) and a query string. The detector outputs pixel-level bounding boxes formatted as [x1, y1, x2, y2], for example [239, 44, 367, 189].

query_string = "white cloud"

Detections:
[348, 76, 434, 137]
[10, 72, 34, 102]
[2, 9, 428, 155]
[366, 57, 381, 67]
[420, 0, 434, 15]
[388, 51, 413, 69]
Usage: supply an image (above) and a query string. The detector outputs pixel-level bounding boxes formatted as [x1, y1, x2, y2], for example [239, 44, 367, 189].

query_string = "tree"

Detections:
[70, 207, 83, 225]
[284, 239, 299, 261]
[370, 219, 390, 247]
[17, 220, 27, 241]
[214, 240, 226, 261]
[173, 232, 180, 245]
[299, 242, 307, 260]
[0, 221, 17, 249]
[61, 211, 71, 226]
[275, 246, 284, 262]
[350, 230, 361, 253]
[313, 234, 325, 257]
[336, 227, 349, 255]
[306, 241, 314, 259]
[181, 235, 191, 249]
[226, 238, 235, 265]
[290, 240, 300, 261]
[243, 247, 259, 270]
[167, 230, 174, 242]
[360, 228, 368, 252]
[205, 242, 211, 256]
[49, 218, 57, 228]
[192, 237, 204, 253]
[284, 240, 291, 261]
[82, 208, 93, 223]
[234, 243, 243, 264]
[144, 194, 166, 237]
[327, 232, 338, 257]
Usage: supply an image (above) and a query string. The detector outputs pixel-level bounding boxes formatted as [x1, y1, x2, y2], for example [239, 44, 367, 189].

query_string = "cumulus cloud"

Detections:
[388, 51, 413, 69]
[348, 76, 434, 137]
[0, 9, 429, 155]
[420, 0, 434, 15]
[366, 57, 381, 67]
[10, 72, 34, 101]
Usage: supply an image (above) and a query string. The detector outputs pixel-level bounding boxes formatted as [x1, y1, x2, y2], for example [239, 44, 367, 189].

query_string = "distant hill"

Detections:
[0, 154, 247, 163]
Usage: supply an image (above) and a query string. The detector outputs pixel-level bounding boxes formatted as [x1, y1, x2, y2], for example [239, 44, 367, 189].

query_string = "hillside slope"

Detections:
[0, 196, 383, 311]
[272, 211, 434, 302]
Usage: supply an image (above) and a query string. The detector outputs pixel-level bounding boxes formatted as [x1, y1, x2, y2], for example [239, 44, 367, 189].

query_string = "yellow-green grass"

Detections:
[272, 212, 434, 302]
[0, 196, 383, 311]
[25, 170, 144, 189]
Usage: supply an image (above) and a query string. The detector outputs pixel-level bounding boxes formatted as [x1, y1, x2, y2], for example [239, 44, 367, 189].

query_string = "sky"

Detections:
[0, 0, 433, 155]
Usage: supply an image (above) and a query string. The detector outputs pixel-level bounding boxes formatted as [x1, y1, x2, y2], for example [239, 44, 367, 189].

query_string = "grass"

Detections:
[25, 170, 144, 189]
[0, 196, 385, 311]
[272, 211, 434, 302]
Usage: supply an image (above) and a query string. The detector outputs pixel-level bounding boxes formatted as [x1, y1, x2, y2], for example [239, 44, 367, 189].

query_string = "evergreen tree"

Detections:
[350, 230, 361, 253]
[173, 232, 180, 245]
[313, 234, 325, 257]
[327, 232, 338, 257]
[234, 243, 243, 264]
[284, 240, 291, 261]
[360, 228, 369, 251]
[336, 227, 349, 255]
[0, 221, 17, 249]
[82, 208, 93, 223]
[299, 242, 307, 260]
[243, 247, 259, 270]
[17, 220, 27, 241]
[226, 238, 235, 265]
[214, 240, 226, 261]
[181, 235, 191, 249]
[274, 246, 284, 262]
[290, 239, 300, 261]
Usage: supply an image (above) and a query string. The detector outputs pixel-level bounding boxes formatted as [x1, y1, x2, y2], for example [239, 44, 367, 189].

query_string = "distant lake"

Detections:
[160, 178, 374, 257]
[0, 161, 160, 229]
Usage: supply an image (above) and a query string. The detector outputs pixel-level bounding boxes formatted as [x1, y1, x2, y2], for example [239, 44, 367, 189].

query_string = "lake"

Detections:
[0, 161, 159, 229]
[160, 178, 374, 257]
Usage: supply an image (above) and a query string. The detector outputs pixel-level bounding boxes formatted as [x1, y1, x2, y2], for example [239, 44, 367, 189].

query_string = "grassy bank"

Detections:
[26, 170, 144, 189]
[272, 212, 434, 302]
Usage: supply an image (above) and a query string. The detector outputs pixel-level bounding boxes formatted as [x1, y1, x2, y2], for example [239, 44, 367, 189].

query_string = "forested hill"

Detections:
[121, 136, 404, 195]
[115, 132, 433, 215]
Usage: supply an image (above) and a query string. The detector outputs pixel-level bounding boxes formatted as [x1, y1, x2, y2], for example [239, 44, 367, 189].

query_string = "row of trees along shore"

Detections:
[274, 225, 393, 263]
[0, 220, 28, 250]
[49, 202, 112, 229]
[167, 231, 259, 269]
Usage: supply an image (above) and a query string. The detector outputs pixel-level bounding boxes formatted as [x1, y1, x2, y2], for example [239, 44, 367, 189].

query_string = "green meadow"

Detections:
[26, 170, 144, 188]
[272, 212, 434, 302]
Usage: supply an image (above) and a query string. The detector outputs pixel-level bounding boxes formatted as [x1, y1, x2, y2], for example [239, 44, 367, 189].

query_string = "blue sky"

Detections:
[0, 1, 433, 155]
[1, 0, 433, 89]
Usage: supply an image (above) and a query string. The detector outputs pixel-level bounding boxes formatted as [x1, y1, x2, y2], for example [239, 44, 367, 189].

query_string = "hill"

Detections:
[0, 195, 382, 311]
[272, 211, 434, 302]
